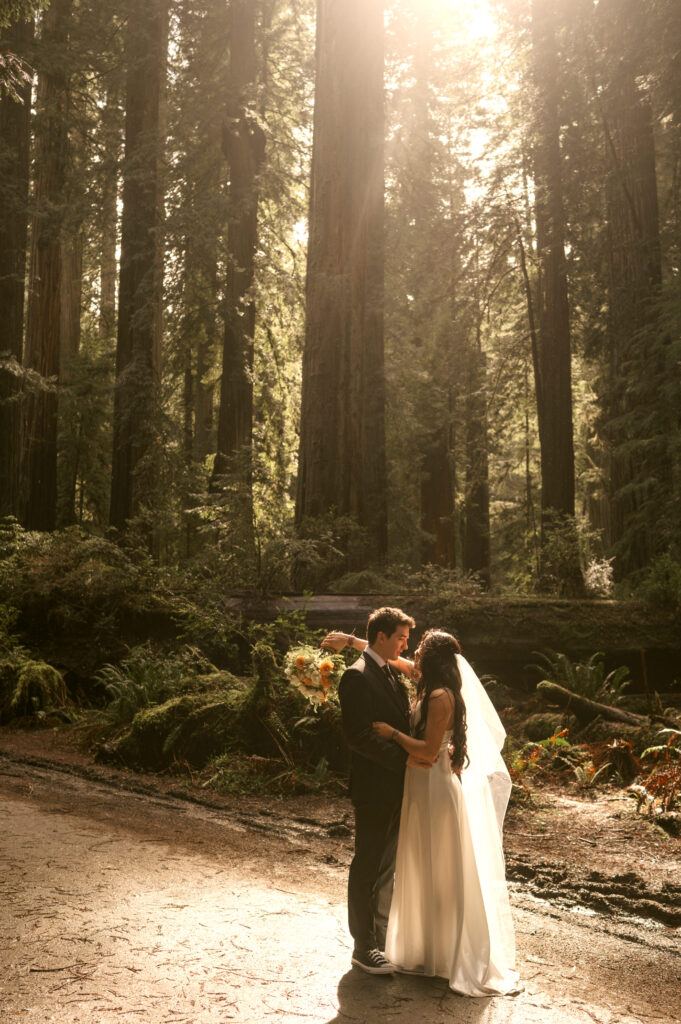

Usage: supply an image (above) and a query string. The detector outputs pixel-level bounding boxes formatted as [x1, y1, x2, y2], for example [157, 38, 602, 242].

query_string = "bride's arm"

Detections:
[373, 690, 452, 762]
[321, 632, 367, 654]
[321, 632, 416, 679]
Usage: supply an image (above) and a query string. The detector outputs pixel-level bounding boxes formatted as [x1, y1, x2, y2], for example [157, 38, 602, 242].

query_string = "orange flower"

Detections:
[321, 676, 331, 689]
[295, 654, 307, 670]
[319, 659, 333, 675]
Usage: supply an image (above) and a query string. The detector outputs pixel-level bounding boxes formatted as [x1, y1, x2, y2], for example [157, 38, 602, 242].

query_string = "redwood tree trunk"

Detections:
[296, 0, 387, 558]
[212, 0, 264, 488]
[420, 425, 455, 567]
[98, 87, 120, 344]
[0, 16, 33, 519]
[530, 0, 582, 594]
[530, 0, 575, 527]
[601, 55, 664, 574]
[56, 230, 82, 526]
[463, 340, 490, 584]
[109, 0, 168, 535]
[22, 0, 73, 531]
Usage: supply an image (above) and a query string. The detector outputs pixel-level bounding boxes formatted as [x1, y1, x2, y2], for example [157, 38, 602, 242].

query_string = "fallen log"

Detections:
[536, 681, 662, 726]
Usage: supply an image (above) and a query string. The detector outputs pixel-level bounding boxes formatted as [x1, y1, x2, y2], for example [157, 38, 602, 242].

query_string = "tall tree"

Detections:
[0, 14, 32, 519]
[596, 0, 666, 574]
[109, 0, 168, 536]
[463, 265, 491, 582]
[530, 0, 577, 558]
[212, 0, 265, 495]
[296, 0, 387, 559]
[22, 0, 73, 531]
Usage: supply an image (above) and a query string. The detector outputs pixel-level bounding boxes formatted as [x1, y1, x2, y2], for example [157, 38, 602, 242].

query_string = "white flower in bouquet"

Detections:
[284, 645, 343, 708]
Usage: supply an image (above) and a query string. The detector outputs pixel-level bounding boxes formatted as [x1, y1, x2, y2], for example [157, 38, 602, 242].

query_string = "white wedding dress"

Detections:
[385, 655, 520, 997]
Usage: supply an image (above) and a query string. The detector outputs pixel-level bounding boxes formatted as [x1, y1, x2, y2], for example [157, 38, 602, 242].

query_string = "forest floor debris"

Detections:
[1, 731, 680, 1024]
[1, 723, 680, 927]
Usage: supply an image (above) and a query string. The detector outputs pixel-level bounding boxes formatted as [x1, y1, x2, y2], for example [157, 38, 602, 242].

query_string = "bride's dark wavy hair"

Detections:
[415, 629, 468, 774]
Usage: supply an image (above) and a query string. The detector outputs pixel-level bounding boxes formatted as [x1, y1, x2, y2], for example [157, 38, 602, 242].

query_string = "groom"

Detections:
[338, 606, 415, 975]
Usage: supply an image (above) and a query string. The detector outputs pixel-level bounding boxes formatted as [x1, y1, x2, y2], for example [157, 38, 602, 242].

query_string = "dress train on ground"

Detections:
[385, 655, 520, 997]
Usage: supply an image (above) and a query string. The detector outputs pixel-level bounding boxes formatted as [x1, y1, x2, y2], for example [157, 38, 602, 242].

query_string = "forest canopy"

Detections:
[1, 0, 680, 600]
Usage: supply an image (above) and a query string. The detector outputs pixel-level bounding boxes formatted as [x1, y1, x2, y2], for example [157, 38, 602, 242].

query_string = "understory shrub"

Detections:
[638, 728, 681, 812]
[639, 554, 681, 613]
[8, 661, 66, 717]
[0, 604, 68, 722]
[530, 649, 631, 703]
[93, 642, 218, 726]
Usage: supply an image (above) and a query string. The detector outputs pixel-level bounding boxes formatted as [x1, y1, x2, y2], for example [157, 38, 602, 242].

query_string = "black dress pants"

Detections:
[348, 799, 401, 952]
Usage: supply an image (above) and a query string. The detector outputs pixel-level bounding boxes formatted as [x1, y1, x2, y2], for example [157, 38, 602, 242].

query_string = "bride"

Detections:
[326, 627, 520, 997]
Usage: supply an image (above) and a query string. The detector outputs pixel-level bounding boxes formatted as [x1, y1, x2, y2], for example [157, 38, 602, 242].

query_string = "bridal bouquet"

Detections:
[284, 645, 344, 707]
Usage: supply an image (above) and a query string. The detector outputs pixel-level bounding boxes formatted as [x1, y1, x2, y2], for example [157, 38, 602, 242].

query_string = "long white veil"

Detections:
[457, 653, 516, 968]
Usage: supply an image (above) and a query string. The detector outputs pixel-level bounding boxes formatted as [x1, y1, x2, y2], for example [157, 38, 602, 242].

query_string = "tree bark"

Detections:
[22, 0, 72, 532]
[530, 0, 575, 519]
[530, 0, 581, 592]
[212, 0, 264, 491]
[420, 426, 455, 567]
[56, 230, 82, 527]
[536, 680, 673, 726]
[463, 341, 490, 584]
[0, 16, 33, 519]
[109, 0, 168, 537]
[296, 0, 387, 559]
[601, 55, 664, 574]
[98, 87, 120, 345]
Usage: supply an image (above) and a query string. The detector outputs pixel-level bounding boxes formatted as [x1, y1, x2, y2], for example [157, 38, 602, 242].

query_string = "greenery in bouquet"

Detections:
[284, 645, 345, 708]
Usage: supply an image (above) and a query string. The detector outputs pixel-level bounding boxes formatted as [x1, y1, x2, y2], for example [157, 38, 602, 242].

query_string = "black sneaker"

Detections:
[351, 948, 395, 974]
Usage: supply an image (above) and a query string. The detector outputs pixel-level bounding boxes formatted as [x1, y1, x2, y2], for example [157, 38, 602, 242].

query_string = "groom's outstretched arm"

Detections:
[339, 671, 407, 775]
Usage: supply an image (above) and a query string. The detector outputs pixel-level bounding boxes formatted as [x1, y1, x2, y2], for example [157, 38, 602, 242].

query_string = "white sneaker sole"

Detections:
[351, 955, 395, 975]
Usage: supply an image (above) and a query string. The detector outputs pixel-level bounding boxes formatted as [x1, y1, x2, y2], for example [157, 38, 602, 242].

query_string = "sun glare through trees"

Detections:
[0, 0, 679, 600]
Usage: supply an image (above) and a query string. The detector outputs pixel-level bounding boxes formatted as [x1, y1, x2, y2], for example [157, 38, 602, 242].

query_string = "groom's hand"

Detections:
[406, 754, 435, 769]
[371, 720, 393, 740]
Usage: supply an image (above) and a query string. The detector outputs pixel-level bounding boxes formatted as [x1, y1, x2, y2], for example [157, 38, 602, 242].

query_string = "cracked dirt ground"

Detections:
[1, 753, 680, 1024]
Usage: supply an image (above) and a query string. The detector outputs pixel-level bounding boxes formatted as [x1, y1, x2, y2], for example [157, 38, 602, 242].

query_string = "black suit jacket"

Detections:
[339, 653, 411, 806]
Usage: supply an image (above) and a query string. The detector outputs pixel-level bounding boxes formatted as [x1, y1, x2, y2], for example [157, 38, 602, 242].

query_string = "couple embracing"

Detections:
[323, 606, 520, 998]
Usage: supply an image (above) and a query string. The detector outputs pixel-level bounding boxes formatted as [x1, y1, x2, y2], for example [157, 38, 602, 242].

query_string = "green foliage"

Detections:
[0, 1, 46, 27]
[0, 523, 147, 676]
[537, 515, 585, 597]
[0, 603, 22, 655]
[584, 557, 615, 598]
[9, 661, 66, 717]
[531, 649, 631, 703]
[638, 555, 681, 613]
[95, 614, 346, 787]
[57, 344, 115, 530]
[201, 752, 336, 796]
[0, 602, 68, 722]
[572, 761, 614, 790]
[637, 728, 681, 812]
[641, 729, 681, 762]
[329, 563, 484, 598]
[508, 730, 634, 791]
[291, 514, 368, 591]
[93, 643, 216, 728]
[509, 730, 571, 773]
[0, 522, 138, 618]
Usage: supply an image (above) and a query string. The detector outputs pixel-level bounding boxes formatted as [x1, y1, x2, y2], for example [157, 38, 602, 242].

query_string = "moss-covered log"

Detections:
[536, 680, 677, 728]
[228, 594, 681, 692]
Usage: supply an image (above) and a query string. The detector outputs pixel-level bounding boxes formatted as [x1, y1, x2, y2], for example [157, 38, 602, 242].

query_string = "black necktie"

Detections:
[383, 664, 397, 690]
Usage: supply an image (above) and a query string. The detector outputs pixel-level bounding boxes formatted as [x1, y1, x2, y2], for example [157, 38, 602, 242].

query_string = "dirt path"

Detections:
[1, 753, 680, 1024]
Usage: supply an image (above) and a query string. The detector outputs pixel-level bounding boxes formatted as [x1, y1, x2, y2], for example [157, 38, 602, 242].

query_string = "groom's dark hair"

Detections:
[367, 606, 415, 644]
